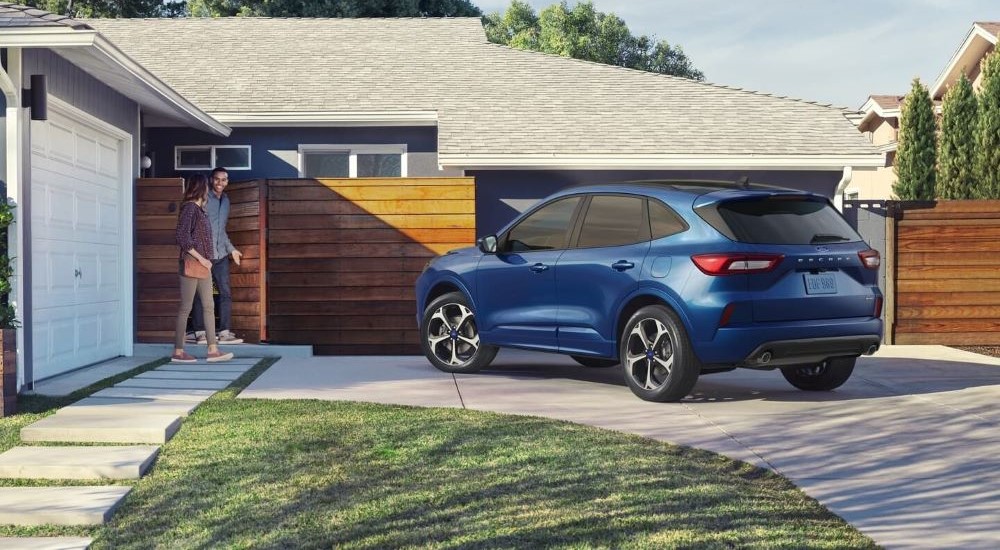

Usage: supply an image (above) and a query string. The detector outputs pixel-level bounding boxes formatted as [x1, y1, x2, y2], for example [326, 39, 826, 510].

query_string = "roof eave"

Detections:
[212, 111, 438, 127]
[931, 23, 998, 99]
[439, 154, 886, 171]
[0, 28, 230, 137]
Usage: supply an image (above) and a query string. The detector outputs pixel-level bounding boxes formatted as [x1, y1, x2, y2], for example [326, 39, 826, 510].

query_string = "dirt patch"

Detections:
[953, 346, 1000, 359]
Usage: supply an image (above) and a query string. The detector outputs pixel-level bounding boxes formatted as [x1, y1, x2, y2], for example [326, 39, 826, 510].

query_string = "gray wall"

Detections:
[842, 200, 888, 298]
[469, 169, 844, 235]
[23, 49, 137, 135]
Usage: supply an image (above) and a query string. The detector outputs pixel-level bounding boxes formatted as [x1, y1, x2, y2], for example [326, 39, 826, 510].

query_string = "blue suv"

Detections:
[416, 182, 883, 402]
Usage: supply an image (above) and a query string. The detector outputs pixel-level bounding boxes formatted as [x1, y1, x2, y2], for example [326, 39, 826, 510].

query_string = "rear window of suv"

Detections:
[699, 197, 863, 245]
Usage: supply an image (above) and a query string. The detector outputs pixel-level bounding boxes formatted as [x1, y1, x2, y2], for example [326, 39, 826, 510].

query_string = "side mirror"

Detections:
[477, 234, 498, 254]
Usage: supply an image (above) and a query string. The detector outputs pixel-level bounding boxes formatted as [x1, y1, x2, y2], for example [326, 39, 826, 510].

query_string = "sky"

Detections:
[475, 0, 1000, 109]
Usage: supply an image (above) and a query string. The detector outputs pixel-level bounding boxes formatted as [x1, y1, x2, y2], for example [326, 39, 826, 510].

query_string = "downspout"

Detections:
[833, 166, 853, 211]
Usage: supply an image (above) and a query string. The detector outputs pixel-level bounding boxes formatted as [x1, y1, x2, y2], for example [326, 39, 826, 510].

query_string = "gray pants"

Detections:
[175, 274, 217, 349]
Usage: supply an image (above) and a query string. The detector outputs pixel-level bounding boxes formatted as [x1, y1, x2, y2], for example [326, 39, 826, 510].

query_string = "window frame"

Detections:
[174, 145, 252, 171]
[297, 143, 408, 178]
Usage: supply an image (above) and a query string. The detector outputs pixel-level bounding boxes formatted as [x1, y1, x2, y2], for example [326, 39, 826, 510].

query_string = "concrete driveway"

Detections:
[240, 345, 1000, 549]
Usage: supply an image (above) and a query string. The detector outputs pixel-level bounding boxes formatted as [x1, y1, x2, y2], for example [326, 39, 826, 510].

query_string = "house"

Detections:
[852, 21, 1000, 200]
[0, 4, 231, 390]
[3, 7, 882, 389]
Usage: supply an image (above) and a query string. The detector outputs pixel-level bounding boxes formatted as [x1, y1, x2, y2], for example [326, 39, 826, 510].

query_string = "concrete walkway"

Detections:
[241, 345, 1000, 550]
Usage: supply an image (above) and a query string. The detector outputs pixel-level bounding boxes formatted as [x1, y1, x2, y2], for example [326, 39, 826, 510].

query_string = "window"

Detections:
[299, 144, 406, 178]
[649, 199, 688, 239]
[504, 197, 581, 252]
[175, 145, 251, 170]
[704, 197, 863, 245]
[577, 195, 647, 248]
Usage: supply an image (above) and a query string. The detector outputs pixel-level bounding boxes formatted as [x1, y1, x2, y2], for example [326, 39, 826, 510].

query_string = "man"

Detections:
[187, 167, 244, 345]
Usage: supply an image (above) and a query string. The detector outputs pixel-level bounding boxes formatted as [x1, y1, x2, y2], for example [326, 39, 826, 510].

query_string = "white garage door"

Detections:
[30, 103, 128, 381]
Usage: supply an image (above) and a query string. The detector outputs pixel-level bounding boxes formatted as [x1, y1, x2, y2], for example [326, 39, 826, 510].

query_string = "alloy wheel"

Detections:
[425, 302, 481, 367]
[624, 317, 674, 390]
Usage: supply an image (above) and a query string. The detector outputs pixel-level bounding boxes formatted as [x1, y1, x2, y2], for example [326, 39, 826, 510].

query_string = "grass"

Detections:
[0, 359, 878, 549]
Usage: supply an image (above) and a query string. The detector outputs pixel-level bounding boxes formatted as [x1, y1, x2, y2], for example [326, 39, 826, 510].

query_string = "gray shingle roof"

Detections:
[0, 2, 90, 29]
[86, 17, 877, 160]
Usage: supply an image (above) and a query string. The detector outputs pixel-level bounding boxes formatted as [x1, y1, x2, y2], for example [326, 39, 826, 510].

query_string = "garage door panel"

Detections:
[30, 106, 127, 380]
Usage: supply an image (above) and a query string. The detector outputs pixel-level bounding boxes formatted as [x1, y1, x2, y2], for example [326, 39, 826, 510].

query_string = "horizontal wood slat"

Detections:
[892, 200, 1000, 345]
[269, 214, 475, 230]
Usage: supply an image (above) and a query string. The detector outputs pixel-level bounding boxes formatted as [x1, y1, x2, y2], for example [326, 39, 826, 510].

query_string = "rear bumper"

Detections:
[741, 335, 880, 367]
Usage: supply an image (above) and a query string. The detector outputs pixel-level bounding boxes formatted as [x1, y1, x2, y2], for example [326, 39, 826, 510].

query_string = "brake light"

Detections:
[691, 253, 783, 275]
[859, 249, 880, 270]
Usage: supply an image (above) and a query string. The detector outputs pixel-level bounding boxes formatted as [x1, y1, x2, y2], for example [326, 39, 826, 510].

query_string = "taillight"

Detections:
[874, 296, 883, 318]
[719, 303, 736, 327]
[859, 249, 880, 270]
[691, 253, 783, 276]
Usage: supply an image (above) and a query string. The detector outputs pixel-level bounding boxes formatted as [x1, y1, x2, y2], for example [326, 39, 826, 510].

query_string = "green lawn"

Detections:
[0, 359, 878, 549]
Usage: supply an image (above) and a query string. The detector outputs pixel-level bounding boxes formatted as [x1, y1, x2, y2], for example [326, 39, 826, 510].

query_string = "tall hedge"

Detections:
[937, 73, 978, 199]
[894, 78, 937, 200]
[975, 49, 1000, 199]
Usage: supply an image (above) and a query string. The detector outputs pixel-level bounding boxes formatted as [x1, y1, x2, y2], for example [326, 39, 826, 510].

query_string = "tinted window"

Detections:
[649, 200, 687, 239]
[506, 197, 581, 251]
[710, 197, 863, 245]
[577, 195, 647, 248]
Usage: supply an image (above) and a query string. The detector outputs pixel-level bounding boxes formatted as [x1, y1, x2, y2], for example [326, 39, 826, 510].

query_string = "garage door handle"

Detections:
[529, 263, 549, 273]
[612, 261, 635, 271]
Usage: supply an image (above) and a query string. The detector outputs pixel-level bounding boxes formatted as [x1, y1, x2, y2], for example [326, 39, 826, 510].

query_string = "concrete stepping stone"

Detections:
[0, 486, 131, 525]
[115, 378, 230, 390]
[57, 396, 202, 418]
[91, 387, 215, 402]
[157, 363, 253, 373]
[0, 537, 93, 549]
[134, 370, 242, 382]
[0, 446, 159, 480]
[21, 414, 181, 444]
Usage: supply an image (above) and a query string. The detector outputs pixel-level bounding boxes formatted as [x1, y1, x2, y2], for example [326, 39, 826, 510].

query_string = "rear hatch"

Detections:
[695, 193, 880, 322]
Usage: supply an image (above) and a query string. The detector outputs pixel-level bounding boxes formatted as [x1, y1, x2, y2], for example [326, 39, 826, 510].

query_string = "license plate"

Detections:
[804, 273, 837, 295]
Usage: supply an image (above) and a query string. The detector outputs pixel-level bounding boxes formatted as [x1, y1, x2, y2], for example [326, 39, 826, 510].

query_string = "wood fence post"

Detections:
[259, 179, 269, 343]
[884, 202, 897, 345]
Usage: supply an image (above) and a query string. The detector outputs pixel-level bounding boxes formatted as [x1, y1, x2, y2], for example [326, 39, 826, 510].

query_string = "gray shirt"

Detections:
[205, 191, 235, 260]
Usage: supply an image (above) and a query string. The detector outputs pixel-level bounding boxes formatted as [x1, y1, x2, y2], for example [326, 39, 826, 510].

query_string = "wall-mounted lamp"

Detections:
[22, 74, 47, 121]
[140, 155, 152, 170]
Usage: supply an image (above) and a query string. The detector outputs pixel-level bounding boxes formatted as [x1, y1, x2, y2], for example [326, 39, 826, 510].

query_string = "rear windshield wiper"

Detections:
[810, 234, 851, 243]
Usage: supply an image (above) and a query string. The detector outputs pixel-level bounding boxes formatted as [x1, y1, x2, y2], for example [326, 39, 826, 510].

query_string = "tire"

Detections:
[619, 305, 700, 402]
[571, 355, 620, 368]
[420, 292, 498, 373]
[781, 357, 856, 391]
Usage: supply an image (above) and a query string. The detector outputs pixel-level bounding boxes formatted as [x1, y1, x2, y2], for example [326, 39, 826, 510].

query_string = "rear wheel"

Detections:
[781, 357, 856, 391]
[620, 305, 700, 402]
[571, 355, 620, 368]
[420, 292, 498, 373]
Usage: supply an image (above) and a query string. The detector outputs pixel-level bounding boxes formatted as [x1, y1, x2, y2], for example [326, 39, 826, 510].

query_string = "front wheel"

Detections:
[620, 305, 700, 402]
[420, 292, 498, 373]
[781, 357, 856, 391]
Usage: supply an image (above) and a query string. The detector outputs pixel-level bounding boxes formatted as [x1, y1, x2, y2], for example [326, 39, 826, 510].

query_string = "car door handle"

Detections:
[612, 260, 635, 271]
[530, 263, 550, 273]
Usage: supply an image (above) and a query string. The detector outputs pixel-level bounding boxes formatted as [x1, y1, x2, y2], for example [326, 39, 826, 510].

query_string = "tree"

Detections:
[893, 78, 936, 200]
[976, 50, 1000, 199]
[187, 0, 481, 18]
[937, 73, 977, 199]
[483, 1, 704, 80]
[24, 0, 184, 17]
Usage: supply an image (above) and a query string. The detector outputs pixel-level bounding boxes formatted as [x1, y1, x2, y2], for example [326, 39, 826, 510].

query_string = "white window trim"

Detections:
[175, 145, 252, 170]
[297, 143, 407, 177]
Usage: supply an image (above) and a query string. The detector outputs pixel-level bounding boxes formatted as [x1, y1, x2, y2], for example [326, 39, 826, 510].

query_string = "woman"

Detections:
[172, 174, 234, 363]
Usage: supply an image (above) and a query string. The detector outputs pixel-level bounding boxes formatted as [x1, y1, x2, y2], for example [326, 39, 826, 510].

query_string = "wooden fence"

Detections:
[135, 177, 475, 354]
[887, 200, 1000, 344]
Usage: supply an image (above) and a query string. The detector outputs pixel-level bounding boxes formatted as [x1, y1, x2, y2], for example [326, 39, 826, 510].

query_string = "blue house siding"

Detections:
[469, 169, 843, 236]
[146, 126, 440, 179]
[23, 49, 137, 136]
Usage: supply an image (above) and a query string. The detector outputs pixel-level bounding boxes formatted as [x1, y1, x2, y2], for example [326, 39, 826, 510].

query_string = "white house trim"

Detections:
[931, 23, 999, 99]
[439, 154, 885, 171]
[214, 111, 438, 127]
[0, 28, 230, 137]
[2, 48, 26, 390]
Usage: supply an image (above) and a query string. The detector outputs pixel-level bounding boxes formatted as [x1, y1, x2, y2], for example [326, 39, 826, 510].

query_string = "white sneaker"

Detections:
[218, 330, 244, 345]
[194, 330, 207, 345]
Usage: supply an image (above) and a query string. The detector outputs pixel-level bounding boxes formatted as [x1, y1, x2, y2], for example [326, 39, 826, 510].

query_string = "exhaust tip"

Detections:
[865, 345, 878, 355]
[758, 351, 772, 364]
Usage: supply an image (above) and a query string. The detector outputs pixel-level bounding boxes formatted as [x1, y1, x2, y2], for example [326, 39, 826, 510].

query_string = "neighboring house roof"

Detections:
[88, 17, 880, 170]
[0, 2, 228, 135]
[869, 95, 904, 110]
[856, 95, 903, 131]
[932, 21, 1000, 99]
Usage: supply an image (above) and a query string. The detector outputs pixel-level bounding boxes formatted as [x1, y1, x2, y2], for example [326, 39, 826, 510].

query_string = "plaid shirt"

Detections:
[175, 201, 213, 260]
